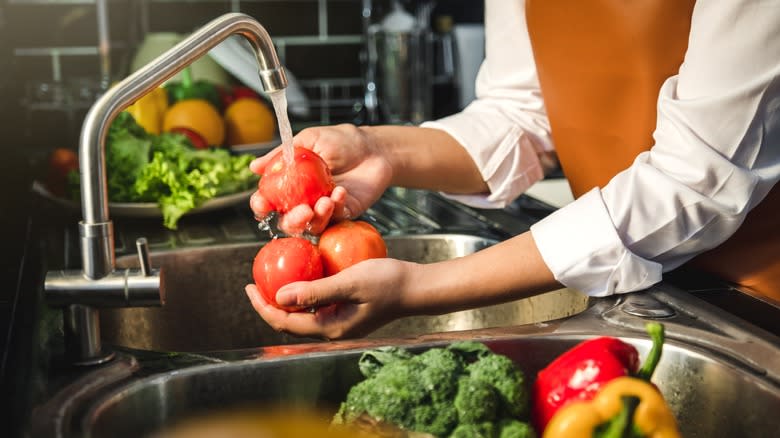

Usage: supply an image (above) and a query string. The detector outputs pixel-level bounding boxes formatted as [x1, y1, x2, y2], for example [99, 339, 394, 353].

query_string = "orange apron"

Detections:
[525, 0, 780, 305]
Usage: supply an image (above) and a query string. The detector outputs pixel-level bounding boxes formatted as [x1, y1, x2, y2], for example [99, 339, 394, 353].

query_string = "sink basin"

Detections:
[81, 331, 780, 438]
[102, 234, 589, 352]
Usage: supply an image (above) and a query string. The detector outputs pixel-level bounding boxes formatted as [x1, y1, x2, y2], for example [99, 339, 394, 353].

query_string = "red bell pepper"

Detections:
[532, 322, 665, 431]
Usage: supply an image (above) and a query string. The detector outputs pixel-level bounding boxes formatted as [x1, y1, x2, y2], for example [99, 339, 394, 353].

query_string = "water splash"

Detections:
[268, 89, 294, 164]
[257, 212, 281, 239]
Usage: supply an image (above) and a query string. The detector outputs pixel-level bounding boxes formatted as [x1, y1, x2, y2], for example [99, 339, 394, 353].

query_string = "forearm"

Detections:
[399, 231, 561, 315]
[359, 125, 489, 194]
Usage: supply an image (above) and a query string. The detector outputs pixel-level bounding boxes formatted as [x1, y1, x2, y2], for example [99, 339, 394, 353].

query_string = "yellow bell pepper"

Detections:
[125, 87, 168, 135]
[542, 376, 681, 438]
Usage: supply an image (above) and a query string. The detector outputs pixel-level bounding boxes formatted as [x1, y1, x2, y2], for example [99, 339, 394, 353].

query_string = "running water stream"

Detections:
[259, 89, 295, 238]
[268, 89, 294, 164]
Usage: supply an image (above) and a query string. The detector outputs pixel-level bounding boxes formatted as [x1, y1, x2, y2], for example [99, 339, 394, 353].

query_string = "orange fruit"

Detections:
[162, 99, 225, 146]
[224, 97, 276, 146]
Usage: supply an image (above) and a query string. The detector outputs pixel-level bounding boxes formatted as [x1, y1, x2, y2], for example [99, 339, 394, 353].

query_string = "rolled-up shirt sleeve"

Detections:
[531, 0, 780, 296]
[422, 0, 553, 209]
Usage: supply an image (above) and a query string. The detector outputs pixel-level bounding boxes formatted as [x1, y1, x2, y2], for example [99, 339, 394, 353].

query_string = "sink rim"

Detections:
[115, 232, 505, 262]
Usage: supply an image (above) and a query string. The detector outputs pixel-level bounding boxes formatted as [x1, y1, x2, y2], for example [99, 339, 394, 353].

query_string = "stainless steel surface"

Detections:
[369, 25, 433, 124]
[362, 1, 434, 125]
[95, 0, 111, 88]
[620, 292, 676, 318]
[45, 269, 163, 307]
[77, 287, 780, 438]
[100, 234, 589, 352]
[136, 238, 151, 277]
[44, 12, 287, 364]
[63, 305, 114, 366]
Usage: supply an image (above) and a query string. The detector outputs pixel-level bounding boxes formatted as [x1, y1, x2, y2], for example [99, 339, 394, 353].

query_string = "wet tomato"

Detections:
[318, 220, 387, 275]
[252, 237, 323, 311]
[257, 146, 335, 214]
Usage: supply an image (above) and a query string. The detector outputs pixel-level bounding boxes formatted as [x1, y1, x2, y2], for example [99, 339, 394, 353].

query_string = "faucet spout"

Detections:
[49, 13, 286, 365]
[79, 13, 287, 279]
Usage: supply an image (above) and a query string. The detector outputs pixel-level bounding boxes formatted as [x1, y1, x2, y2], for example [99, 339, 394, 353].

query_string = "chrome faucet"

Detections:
[44, 13, 288, 365]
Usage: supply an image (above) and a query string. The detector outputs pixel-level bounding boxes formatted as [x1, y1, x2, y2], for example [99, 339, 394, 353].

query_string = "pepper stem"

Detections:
[181, 65, 193, 88]
[636, 322, 665, 381]
[598, 396, 641, 438]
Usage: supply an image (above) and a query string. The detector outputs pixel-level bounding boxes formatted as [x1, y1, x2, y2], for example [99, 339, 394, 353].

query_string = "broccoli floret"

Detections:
[467, 354, 529, 418]
[334, 342, 536, 438]
[336, 359, 426, 427]
[497, 419, 536, 438]
[414, 347, 464, 402]
[450, 422, 496, 438]
[412, 402, 458, 437]
[454, 377, 499, 424]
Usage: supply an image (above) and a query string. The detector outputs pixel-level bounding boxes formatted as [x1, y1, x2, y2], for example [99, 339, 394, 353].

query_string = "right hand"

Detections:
[250, 124, 393, 235]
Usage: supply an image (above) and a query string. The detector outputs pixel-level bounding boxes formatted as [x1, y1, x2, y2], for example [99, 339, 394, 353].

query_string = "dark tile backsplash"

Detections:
[232, 1, 321, 37]
[6, 3, 133, 48]
[285, 43, 361, 79]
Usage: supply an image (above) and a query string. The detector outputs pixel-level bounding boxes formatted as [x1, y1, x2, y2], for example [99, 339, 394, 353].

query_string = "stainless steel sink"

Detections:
[33, 286, 780, 438]
[102, 234, 589, 352]
[82, 323, 780, 438]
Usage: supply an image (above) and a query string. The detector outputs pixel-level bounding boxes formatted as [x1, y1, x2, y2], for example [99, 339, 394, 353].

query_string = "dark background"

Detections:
[0, 1, 484, 425]
[0, 0, 484, 321]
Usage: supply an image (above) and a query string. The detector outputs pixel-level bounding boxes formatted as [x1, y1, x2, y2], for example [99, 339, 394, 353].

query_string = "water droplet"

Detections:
[257, 211, 281, 239]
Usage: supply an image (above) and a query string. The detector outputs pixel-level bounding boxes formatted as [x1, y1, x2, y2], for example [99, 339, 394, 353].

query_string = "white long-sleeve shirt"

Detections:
[423, 0, 780, 297]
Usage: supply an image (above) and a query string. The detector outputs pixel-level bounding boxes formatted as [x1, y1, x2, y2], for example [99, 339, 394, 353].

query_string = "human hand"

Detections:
[249, 124, 393, 235]
[244, 257, 412, 339]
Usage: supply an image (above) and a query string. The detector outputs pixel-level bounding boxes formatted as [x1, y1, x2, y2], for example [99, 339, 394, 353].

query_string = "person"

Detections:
[245, 0, 780, 339]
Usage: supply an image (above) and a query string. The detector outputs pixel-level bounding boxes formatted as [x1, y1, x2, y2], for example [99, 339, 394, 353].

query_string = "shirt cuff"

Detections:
[421, 118, 545, 209]
[530, 188, 662, 296]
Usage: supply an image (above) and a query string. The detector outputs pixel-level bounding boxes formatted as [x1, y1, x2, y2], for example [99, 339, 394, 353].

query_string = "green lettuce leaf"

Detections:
[71, 112, 258, 229]
[133, 132, 257, 229]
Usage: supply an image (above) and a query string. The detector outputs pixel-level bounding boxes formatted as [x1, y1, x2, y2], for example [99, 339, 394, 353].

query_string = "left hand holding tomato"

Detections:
[247, 219, 392, 337]
[245, 255, 409, 339]
[251, 219, 386, 307]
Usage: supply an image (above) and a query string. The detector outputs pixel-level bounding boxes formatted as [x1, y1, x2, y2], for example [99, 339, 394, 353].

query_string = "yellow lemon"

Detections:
[163, 99, 225, 146]
[224, 97, 276, 146]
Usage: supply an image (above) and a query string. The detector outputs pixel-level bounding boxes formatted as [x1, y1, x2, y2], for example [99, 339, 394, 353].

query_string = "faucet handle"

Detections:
[136, 237, 152, 276]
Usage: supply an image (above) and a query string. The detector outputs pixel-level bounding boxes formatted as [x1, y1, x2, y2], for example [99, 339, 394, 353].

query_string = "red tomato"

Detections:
[252, 237, 324, 311]
[170, 127, 209, 149]
[257, 146, 335, 214]
[318, 220, 387, 275]
[46, 148, 79, 196]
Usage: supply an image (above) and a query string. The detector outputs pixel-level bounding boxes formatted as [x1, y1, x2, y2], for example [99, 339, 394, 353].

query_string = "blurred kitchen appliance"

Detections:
[452, 22, 484, 109]
[431, 14, 460, 118]
[364, 0, 434, 125]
